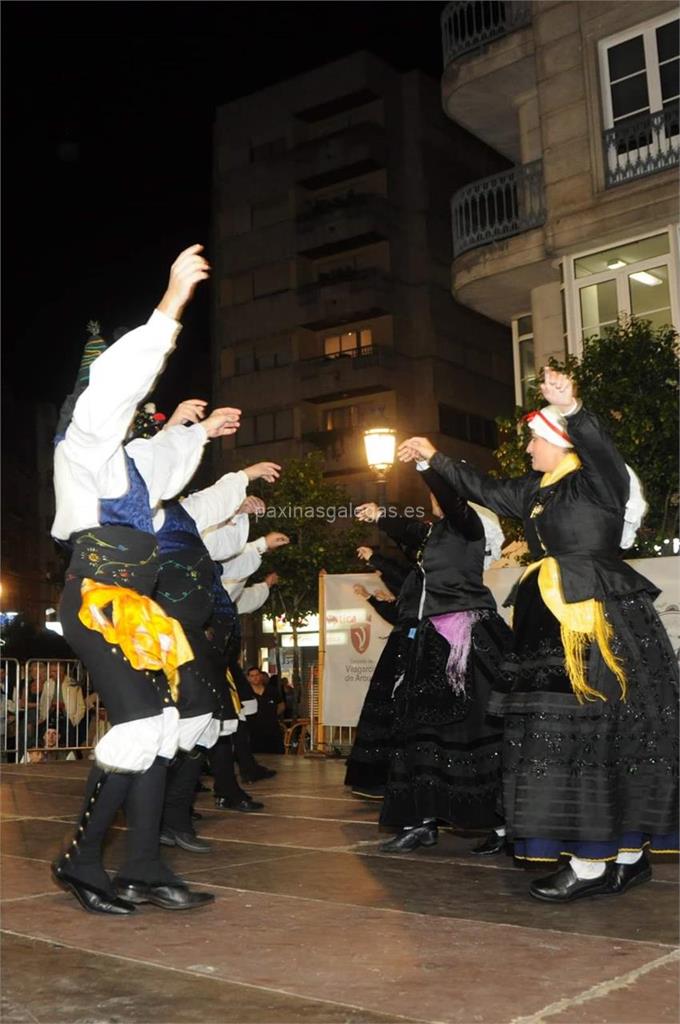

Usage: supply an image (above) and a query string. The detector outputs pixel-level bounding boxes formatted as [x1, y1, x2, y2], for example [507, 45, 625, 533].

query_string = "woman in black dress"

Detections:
[400, 366, 678, 901]
[356, 462, 511, 852]
[344, 548, 419, 800]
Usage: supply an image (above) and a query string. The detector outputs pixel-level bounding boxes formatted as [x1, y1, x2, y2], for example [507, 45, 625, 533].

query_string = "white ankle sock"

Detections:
[494, 826, 506, 837]
[570, 857, 606, 880]
[616, 850, 643, 865]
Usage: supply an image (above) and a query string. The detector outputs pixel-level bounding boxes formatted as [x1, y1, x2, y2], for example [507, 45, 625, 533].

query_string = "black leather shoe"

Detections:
[214, 796, 264, 812]
[351, 786, 385, 801]
[114, 879, 215, 910]
[52, 863, 136, 915]
[241, 767, 277, 782]
[471, 832, 507, 856]
[605, 856, 652, 895]
[160, 829, 212, 853]
[530, 864, 612, 903]
[380, 824, 438, 853]
[190, 809, 202, 821]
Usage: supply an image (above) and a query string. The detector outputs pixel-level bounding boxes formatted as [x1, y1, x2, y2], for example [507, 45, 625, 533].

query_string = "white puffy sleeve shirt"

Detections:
[52, 310, 181, 541]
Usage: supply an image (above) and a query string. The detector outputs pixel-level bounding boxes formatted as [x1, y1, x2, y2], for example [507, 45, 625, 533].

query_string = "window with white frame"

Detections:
[564, 231, 678, 347]
[599, 14, 679, 131]
[323, 328, 372, 359]
[511, 315, 535, 406]
[599, 13, 679, 183]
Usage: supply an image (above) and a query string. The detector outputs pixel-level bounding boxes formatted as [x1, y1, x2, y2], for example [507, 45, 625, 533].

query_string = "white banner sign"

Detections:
[484, 556, 680, 657]
[320, 573, 393, 728]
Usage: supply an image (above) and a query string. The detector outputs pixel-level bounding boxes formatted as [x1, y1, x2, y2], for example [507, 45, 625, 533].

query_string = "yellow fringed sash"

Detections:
[78, 578, 194, 702]
[226, 668, 242, 714]
[519, 452, 627, 703]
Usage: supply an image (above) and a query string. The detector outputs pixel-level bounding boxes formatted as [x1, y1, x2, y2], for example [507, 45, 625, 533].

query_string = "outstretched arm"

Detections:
[61, 245, 210, 473]
[399, 437, 528, 520]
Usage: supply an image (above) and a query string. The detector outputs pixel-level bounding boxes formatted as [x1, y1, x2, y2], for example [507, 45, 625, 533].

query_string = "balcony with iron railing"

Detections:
[440, 1, 535, 161]
[298, 344, 400, 401]
[451, 159, 545, 257]
[603, 104, 680, 189]
[295, 193, 393, 258]
[441, 0, 533, 67]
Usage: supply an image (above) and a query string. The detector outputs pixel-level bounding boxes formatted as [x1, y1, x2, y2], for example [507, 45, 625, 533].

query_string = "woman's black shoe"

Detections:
[530, 864, 612, 903]
[471, 832, 507, 856]
[214, 796, 264, 812]
[380, 823, 438, 853]
[605, 856, 652, 894]
[52, 863, 136, 915]
[351, 785, 385, 801]
[240, 766, 277, 782]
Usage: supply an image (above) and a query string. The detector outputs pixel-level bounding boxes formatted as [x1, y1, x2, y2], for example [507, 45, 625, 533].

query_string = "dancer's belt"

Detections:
[78, 578, 193, 702]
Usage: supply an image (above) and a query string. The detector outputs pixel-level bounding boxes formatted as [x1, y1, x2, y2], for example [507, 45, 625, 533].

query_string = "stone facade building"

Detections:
[441, 0, 679, 402]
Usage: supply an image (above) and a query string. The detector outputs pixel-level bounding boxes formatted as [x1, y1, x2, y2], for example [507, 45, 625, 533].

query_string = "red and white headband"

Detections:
[523, 406, 573, 449]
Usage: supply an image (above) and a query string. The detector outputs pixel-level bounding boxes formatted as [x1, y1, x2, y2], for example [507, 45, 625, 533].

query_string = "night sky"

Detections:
[3, 1, 443, 416]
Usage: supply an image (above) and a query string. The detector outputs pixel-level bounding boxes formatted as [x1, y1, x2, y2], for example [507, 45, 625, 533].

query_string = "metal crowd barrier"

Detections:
[0, 658, 105, 764]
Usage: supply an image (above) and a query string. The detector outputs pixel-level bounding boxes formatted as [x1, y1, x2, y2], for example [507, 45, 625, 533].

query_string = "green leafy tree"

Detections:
[250, 451, 365, 682]
[494, 317, 679, 556]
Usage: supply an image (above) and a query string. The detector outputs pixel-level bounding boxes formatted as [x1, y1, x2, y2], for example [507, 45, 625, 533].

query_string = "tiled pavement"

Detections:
[1, 758, 677, 1024]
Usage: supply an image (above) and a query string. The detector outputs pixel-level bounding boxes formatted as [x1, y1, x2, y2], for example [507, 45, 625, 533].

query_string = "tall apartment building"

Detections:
[441, 0, 679, 403]
[211, 52, 515, 508]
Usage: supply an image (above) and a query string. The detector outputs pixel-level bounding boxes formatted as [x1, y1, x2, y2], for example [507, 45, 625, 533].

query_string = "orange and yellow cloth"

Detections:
[78, 578, 193, 702]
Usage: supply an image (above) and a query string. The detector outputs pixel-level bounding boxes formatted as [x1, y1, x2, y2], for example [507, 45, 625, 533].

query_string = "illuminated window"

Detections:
[323, 328, 373, 358]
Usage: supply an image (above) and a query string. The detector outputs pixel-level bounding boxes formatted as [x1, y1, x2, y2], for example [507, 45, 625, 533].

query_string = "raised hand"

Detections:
[540, 367, 576, 411]
[165, 398, 207, 428]
[237, 496, 266, 517]
[356, 546, 373, 561]
[157, 244, 211, 321]
[353, 584, 370, 599]
[397, 437, 436, 462]
[244, 461, 282, 483]
[201, 407, 241, 438]
[355, 502, 382, 522]
[266, 532, 290, 550]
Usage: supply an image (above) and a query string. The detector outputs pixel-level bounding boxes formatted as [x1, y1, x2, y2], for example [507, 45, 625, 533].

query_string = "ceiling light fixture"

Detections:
[606, 258, 627, 270]
[629, 271, 663, 286]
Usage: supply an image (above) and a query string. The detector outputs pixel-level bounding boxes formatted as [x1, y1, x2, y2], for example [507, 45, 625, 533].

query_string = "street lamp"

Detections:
[363, 426, 396, 509]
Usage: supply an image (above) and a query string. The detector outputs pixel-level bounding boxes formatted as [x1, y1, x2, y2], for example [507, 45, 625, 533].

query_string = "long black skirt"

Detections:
[380, 611, 512, 829]
[491, 572, 679, 850]
[344, 629, 402, 790]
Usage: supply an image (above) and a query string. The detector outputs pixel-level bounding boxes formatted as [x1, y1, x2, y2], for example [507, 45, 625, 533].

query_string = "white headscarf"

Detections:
[621, 465, 648, 549]
[470, 503, 505, 569]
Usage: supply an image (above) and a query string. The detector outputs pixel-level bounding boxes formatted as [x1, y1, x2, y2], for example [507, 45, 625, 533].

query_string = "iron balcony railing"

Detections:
[603, 104, 680, 188]
[300, 345, 397, 373]
[451, 159, 545, 257]
[441, 0, 532, 66]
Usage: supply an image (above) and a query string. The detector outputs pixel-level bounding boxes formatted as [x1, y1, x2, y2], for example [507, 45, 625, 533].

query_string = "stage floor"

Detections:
[1, 757, 678, 1024]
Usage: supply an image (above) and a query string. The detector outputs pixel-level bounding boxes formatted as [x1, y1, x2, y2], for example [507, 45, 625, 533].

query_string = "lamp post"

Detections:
[363, 426, 396, 510]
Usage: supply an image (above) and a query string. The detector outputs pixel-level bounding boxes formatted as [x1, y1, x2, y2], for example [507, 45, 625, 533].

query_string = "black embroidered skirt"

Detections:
[380, 611, 512, 829]
[492, 572, 679, 849]
[344, 629, 402, 790]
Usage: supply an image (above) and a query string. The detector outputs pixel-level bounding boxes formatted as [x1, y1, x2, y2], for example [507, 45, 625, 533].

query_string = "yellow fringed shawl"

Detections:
[521, 453, 627, 704]
[78, 578, 193, 701]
